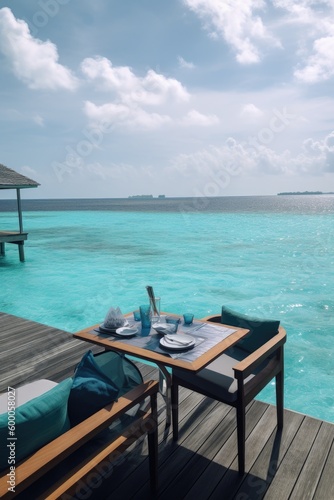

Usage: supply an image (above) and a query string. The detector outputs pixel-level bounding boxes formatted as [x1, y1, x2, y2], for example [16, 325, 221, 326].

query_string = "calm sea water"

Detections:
[1, 195, 334, 422]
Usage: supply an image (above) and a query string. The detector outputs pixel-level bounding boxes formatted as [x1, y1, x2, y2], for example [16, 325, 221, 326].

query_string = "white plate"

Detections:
[160, 334, 195, 351]
[115, 327, 138, 337]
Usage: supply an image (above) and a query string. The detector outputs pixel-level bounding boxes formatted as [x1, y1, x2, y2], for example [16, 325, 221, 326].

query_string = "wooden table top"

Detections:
[74, 313, 249, 373]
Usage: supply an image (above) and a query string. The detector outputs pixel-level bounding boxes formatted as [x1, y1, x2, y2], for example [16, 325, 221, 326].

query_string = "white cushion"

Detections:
[0, 379, 57, 414]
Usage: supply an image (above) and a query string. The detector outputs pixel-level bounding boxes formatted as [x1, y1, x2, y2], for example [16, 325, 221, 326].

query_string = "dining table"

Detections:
[73, 312, 249, 426]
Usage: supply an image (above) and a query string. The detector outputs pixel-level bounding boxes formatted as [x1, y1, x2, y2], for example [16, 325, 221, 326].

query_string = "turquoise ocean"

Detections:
[1, 195, 333, 423]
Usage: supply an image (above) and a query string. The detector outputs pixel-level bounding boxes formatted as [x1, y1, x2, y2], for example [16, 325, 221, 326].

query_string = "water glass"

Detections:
[139, 305, 151, 330]
[183, 313, 194, 325]
[165, 316, 180, 333]
[133, 310, 141, 321]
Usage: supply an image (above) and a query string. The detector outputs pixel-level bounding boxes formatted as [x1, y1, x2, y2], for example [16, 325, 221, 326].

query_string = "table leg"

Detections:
[157, 365, 172, 426]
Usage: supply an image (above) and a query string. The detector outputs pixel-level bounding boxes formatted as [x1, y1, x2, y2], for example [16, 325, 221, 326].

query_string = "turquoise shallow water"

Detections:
[1, 196, 333, 423]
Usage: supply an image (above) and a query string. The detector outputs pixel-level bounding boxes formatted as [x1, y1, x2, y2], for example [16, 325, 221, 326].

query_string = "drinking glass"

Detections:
[139, 305, 151, 330]
[165, 316, 180, 333]
[183, 313, 194, 325]
[133, 310, 141, 321]
[151, 297, 161, 323]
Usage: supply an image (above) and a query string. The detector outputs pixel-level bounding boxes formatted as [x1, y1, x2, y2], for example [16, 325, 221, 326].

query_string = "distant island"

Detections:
[277, 191, 334, 195]
[128, 194, 165, 199]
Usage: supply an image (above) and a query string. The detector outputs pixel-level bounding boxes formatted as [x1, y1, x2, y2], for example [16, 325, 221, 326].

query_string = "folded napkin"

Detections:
[164, 335, 193, 346]
[103, 306, 126, 329]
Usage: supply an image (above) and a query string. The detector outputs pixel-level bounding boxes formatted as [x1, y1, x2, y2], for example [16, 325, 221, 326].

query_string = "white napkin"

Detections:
[103, 306, 125, 329]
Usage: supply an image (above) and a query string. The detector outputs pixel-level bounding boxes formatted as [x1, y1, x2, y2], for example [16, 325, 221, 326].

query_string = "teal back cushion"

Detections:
[0, 378, 72, 470]
[221, 306, 280, 353]
[68, 350, 143, 427]
[68, 350, 120, 427]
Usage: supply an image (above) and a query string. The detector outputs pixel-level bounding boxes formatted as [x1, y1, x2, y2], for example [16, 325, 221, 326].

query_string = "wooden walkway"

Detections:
[1, 312, 333, 499]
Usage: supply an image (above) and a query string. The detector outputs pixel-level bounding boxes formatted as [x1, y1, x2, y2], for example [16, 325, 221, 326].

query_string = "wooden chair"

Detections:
[0, 379, 159, 499]
[171, 309, 286, 475]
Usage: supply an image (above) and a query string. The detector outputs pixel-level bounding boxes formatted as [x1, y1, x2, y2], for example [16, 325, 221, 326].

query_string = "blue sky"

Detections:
[1, 0, 334, 199]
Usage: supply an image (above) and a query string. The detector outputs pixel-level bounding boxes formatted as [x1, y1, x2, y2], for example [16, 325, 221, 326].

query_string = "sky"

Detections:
[0, 0, 334, 199]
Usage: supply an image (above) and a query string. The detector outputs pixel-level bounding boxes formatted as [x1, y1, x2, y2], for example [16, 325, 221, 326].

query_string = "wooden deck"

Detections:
[1, 312, 333, 499]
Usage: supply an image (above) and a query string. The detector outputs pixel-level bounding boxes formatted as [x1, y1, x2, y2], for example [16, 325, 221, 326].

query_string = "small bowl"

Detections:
[152, 323, 176, 335]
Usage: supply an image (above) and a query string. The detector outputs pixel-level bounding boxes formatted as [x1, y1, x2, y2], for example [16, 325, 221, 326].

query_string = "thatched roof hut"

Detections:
[0, 164, 40, 261]
[0, 163, 39, 189]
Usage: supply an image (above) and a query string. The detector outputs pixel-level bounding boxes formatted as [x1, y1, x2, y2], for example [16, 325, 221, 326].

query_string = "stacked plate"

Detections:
[159, 334, 195, 351]
[98, 323, 119, 334]
[98, 323, 138, 337]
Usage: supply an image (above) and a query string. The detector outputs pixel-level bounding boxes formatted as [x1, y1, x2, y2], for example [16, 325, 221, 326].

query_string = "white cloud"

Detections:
[183, 0, 280, 64]
[83, 101, 171, 130]
[294, 36, 334, 83]
[81, 56, 189, 104]
[178, 56, 196, 69]
[170, 130, 334, 181]
[240, 103, 264, 121]
[273, 0, 316, 23]
[302, 131, 334, 172]
[33, 114, 45, 127]
[82, 56, 223, 131]
[273, 0, 334, 28]
[21, 165, 39, 178]
[181, 109, 220, 126]
[272, 1, 334, 83]
[0, 8, 78, 91]
[184, 0, 334, 84]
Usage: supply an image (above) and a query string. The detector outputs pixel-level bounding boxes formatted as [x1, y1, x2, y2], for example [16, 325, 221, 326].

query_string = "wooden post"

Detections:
[0, 242, 5, 256]
[18, 242, 25, 262]
[16, 188, 25, 261]
[16, 188, 24, 233]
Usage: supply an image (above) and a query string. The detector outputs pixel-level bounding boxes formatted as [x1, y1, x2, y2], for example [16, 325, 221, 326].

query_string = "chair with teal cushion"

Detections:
[171, 306, 286, 475]
[0, 350, 159, 498]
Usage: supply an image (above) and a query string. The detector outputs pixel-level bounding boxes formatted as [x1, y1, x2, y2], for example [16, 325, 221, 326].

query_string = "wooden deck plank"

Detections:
[0, 312, 102, 391]
[313, 437, 334, 499]
[1, 312, 334, 500]
[197, 401, 270, 500]
[157, 406, 238, 500]
[263, 416, 322, 500]
[290, 421, 334, 500]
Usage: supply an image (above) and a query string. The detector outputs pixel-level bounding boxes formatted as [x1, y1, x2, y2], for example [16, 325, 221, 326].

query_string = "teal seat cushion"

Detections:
[221, 306, 280, 353]
[0, 378, 72, 470]
[68, 350, 120, 427]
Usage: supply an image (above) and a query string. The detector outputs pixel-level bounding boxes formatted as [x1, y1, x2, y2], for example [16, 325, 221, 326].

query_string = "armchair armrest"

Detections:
[200, 315, 286, 381]
[0, 379, 159, 499]
[233, 326, 286, 380]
